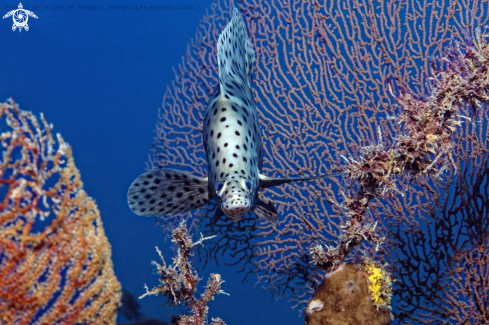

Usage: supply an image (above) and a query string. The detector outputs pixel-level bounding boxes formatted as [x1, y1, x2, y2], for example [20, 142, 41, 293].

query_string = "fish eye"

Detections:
[216, 182, 224, 192]
[245, 181, 252, 190]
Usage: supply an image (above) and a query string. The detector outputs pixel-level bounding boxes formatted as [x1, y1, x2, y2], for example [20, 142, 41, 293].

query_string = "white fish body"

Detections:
[127, 8, 332, 224]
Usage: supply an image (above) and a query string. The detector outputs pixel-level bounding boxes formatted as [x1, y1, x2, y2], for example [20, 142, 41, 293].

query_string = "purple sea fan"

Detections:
[147, 0, 489, 319]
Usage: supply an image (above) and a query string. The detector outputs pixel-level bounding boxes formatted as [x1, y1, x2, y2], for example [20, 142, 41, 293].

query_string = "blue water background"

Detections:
[0, 1, 302, 324]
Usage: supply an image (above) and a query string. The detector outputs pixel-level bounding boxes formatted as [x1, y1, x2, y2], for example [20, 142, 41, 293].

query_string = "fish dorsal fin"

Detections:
[244, 37, 255, 87]
[258, 172, 342, 189]
[127, 168, 209, 217]
[217, 8, 255, 91]
[253, 194, 278, 224]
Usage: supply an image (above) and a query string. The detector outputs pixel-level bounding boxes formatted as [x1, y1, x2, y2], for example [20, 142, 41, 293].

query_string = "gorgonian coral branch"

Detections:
[311, 27, 489, 270]
[140, 221, 226, 325]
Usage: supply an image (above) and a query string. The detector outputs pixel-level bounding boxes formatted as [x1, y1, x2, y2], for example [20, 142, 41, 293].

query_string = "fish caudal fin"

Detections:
[258, 172, 343, 189]
[217, 8, 255, 89]
[127, 169, 209, 217]
[253, 194, 279, 224]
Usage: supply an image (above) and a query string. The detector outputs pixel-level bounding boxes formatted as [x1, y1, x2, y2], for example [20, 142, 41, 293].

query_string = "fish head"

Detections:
[214, 177, 255, 222]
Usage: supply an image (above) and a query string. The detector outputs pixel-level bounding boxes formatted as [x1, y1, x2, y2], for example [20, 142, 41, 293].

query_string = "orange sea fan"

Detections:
[0, 100, 121, 325]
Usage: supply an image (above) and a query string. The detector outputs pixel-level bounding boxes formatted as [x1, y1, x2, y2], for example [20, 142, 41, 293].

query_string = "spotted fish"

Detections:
[127, 8, 335, 224]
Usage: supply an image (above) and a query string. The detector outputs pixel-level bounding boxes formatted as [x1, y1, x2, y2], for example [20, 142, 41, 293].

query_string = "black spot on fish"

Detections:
[233, 153, 238, 158]
[235, 131, 240, 136]
[229, 163, 234, 167]
[237, 120, 242, 126]
[154, 179, 161, 184]
[141, 208, 146, 212]
[217, 133, 222, 139]
[243, 144, 247, 151]
[198, 188, 205, 194]
[236, 145, 240, 149]
[216, 161, 220, 166]
[133, 195, 138, 199]
[248, 130, 252, 136]
[145, 194, 151, 199]
[213, 108, 218, 115]
[241, 170, 245, 174]
[168, 186, 175, 191]
[243, 157, 248, 162]
[150, 199, 155, 204]
[220, 172, 224, 177]
[217, 147, 220, 152]
[243, 115, 247, 122]
[183, 187, 190, 192]
[140, 189, 146, 193]
[221, 107, 227, 112]
[160, 193, 166, 198]
[165, 173, 172, 179]
[211, 130, 214, 137]
[221, 117, 226, 122]
[143, 181, 149, 185]
[223, 158, 227, 164]
[224, 143, 228, 147]
[232, 106, 238, 112]
[176, 193, 183, 198]
[147, 174, 153, 179]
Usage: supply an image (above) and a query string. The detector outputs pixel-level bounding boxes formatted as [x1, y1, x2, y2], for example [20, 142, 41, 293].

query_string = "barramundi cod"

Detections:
[127, 8, 334, 224]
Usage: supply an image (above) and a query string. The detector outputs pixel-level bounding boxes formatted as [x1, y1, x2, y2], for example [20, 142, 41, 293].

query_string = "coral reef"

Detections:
[140, 221, 226, 325]
[0, 100, 121, 324]
[146, 0, 489, 322]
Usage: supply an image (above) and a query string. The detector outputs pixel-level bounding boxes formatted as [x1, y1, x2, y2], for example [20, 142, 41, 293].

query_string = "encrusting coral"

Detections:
[305, 262, 392, 325]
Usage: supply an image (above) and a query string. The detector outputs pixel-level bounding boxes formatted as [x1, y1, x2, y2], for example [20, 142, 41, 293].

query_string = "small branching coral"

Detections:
[141, 221, 226, 325]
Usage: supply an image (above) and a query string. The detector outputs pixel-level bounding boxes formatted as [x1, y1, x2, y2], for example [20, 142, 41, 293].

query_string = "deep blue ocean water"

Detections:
[0, 1, 301, 324]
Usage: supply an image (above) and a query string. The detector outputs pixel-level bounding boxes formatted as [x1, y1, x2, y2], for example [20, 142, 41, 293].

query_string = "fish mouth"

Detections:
[222, 194, 250, 221]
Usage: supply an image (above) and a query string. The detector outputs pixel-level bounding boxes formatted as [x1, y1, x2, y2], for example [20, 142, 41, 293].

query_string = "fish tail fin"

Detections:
[217, 8, 255, 89]
[127, 169, 209, 217]
[258, 171, 343, 189]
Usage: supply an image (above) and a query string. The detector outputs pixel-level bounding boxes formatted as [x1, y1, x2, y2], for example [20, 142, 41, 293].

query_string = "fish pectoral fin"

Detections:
[258, 172, 342, 189]
[210, 207, 225, 228]
[253, 194, 278, 224]
[127, 168, 209, 217]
